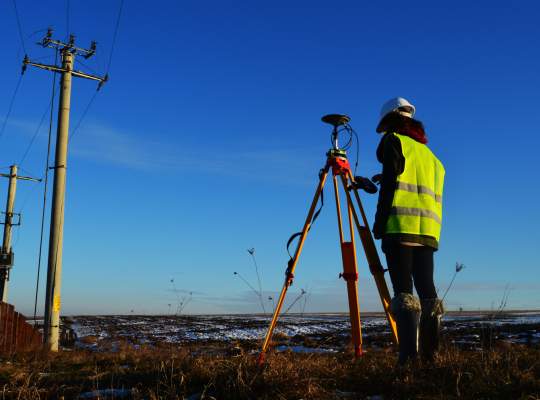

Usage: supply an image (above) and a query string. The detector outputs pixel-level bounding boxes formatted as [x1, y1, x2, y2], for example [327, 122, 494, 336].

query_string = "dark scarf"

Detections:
[398, 127, 428, 144]
[378, 113, 428, 144]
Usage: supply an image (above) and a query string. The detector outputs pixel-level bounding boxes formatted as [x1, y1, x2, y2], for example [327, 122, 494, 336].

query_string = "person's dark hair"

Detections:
[379, 112, 427, 143]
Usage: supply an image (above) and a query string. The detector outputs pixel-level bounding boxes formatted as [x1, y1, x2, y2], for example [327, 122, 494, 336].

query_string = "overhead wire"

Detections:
[18, 96, 56, 167]
[0, 75, 23, 142]
[11, 0, 27, 54]
[33, 49, 58, 321]
[65, 0, 70, 40]
[17, 166, 39, 178]
[75, 59, 100, 76]
[69, 91, 98, 140]
[4, 5, 47, 148]
[69, 0, 124, 141]
[106, 0, 124, 73]
[16, 179, 41, 217]
[15, 29, 49, 60]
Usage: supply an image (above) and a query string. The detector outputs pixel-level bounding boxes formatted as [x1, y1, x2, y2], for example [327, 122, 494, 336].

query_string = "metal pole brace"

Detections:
[0, 212, 21, 226]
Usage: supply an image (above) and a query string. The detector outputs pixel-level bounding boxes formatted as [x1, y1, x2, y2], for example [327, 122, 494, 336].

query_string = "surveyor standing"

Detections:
[372, 97, 445, 364]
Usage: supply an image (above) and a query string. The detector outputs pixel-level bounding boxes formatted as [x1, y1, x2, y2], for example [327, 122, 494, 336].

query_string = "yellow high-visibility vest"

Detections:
[385, 132, 445, 242]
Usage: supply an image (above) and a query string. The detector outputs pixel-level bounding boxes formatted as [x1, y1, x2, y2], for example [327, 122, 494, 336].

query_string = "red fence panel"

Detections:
[0, 302, 42, 354]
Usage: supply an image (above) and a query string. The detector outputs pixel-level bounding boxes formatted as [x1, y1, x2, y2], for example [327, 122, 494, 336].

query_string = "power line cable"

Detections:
[0, 74, 23, 142]
[17, 166, 39, 178]
[69, 91, 98, 140]
[11, 0, 27, 54]
[66, 0, 70, 40]
[16, 179, 41, 215]
[69, 0, 124, 141]
[76, 59, 100, 76]
[106, 0, 124, 73]
[17, 50, 59, 167]
[14, 29, 49, 60]
[33, 50, 58, 321]
[18, 97, 55, 167]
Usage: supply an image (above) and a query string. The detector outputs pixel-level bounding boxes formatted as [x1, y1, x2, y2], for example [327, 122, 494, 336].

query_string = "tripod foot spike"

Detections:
[257, 351, 266, 366]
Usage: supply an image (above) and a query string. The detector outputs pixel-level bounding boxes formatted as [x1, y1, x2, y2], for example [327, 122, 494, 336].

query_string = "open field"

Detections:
[64, 311, 540, 353]
[2, 312, 539, 399]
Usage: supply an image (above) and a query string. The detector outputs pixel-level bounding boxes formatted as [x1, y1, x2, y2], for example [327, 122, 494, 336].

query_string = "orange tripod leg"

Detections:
[342, 173, 399, 345]
[333, 175, 363, 357]
[258, 168, 329, 365]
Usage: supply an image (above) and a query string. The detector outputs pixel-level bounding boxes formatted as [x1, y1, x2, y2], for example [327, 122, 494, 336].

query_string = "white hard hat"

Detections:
[376, 97, 416, 133]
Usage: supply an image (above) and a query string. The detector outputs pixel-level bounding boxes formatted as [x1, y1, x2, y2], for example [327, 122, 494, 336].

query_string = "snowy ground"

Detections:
[65, 312, 540, 351]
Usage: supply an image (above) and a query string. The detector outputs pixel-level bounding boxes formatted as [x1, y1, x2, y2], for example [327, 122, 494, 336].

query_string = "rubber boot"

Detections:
[419, 298, 444, 362]
[391, 293, 421, 365]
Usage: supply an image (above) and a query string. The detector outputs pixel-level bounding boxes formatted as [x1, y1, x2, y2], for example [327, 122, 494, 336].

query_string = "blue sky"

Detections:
[0, 0, 539, 315]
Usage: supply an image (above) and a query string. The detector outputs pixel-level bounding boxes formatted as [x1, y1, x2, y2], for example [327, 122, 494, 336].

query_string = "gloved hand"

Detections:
[353, 176, 378, 194]
[371, 174, 383, 186]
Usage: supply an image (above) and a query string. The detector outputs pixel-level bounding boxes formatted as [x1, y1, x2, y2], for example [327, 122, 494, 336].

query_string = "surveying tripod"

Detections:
[258, 114, 398, 364]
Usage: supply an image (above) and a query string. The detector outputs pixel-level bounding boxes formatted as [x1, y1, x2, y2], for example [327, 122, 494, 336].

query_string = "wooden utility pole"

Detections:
[23, 29, 107, 351]
[0, 166, 40, 302]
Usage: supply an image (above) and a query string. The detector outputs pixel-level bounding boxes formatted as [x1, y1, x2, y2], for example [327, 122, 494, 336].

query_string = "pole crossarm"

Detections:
[23, 29, 107, 90]
[22, 58, 65, 75]
[23, 57, 108, 89]
[0, 172, 42, 182]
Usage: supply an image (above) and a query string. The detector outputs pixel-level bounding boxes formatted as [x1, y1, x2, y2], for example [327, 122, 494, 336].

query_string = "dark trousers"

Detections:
[382, 239, 437, 299]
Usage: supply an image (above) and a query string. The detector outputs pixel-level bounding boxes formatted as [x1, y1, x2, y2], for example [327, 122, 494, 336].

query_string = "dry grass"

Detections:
[0, 344, 539, 399]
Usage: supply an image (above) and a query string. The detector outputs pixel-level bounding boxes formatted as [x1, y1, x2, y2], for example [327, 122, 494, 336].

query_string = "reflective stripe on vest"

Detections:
[385, 132, 445, 241]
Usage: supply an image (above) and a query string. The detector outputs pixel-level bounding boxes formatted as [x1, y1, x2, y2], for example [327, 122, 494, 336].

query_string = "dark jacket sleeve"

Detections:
[372, 134, 405, 239]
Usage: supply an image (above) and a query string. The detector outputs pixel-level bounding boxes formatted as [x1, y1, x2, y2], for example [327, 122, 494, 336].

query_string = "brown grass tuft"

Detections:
[0, 345, 538, 399]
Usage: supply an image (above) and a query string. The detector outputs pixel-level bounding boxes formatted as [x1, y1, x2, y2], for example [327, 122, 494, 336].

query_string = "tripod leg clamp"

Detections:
[285, 259, 295, 285]
[339, 272, 358, 282]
